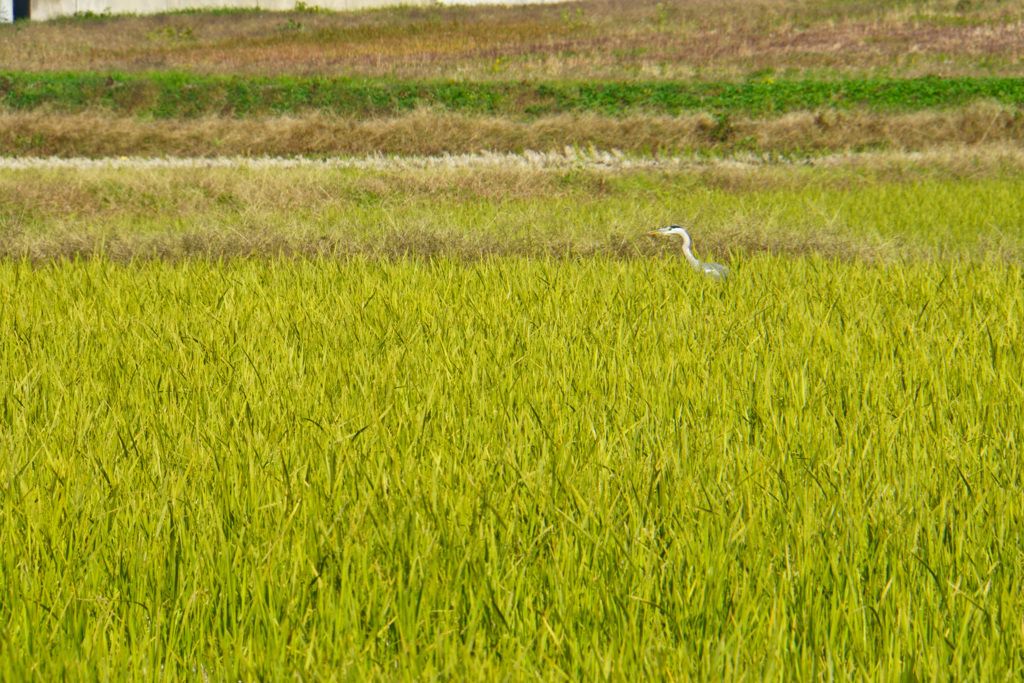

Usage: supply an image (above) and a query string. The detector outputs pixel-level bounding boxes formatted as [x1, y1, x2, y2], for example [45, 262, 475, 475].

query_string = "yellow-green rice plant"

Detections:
[1, 255, 1021, 679]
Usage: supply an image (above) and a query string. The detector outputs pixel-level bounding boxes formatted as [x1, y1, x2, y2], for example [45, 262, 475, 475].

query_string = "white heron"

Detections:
[647, 225, 730, 279]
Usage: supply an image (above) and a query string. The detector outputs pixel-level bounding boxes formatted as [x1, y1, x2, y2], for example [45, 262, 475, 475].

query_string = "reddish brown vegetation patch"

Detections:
[1, 0, 1022, 79]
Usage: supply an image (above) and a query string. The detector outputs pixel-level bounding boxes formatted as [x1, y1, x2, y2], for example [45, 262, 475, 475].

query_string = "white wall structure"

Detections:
[28, 0, 566, 21]
[1, 0, 13, 22]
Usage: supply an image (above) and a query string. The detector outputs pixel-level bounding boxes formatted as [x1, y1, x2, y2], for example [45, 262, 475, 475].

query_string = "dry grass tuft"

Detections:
[752, 101, 1024, 151]
[3, 104, 1024, 158]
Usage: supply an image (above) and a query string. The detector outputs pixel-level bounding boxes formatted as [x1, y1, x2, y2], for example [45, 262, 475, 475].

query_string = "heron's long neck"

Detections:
[678, 234, 701, 269]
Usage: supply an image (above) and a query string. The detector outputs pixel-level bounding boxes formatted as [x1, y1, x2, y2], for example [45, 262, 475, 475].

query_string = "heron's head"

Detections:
[647, 225, 691, 240]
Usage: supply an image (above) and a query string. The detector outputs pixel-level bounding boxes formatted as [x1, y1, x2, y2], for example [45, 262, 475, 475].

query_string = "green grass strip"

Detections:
[2, 72, 1023, 118]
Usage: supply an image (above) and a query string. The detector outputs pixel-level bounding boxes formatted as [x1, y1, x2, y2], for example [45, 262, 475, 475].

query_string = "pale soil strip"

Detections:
[3, 145, 1024, 173]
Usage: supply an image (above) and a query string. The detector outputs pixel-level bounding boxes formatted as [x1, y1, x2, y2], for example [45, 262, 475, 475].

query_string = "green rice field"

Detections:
[2, 253, 1022, 679]
[2, 155, 1024, 679]
[3, 0, 1024, 678]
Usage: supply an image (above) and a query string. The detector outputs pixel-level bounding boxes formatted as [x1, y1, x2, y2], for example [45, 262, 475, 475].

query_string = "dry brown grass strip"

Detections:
[2, 104, 1023, 158]
[5, 143, 1024, 222]
[2, 0, 1022, 80]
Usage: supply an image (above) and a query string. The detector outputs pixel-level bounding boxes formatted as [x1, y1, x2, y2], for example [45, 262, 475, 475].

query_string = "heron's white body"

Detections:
[648, 226, 730, 279]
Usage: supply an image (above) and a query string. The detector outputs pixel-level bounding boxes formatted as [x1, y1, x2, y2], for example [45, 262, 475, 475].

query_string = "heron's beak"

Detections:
[647, 230, 661, 236]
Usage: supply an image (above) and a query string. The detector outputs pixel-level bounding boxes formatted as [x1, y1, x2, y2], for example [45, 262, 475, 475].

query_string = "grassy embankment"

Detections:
[1, 72, 1023, 156]
[4, 0, 1023, 80]
[2, 0, 1023, 157]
